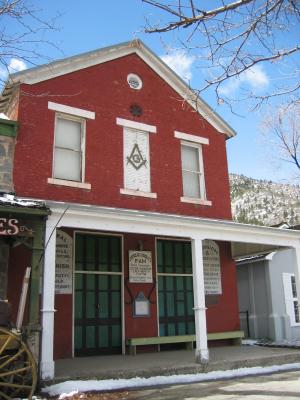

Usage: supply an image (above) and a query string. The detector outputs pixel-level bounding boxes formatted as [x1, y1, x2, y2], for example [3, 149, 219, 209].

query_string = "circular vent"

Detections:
[127, 74, 143, 90]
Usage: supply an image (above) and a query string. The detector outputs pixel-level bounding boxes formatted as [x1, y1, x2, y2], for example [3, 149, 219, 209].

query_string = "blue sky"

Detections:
[2, 0, 298, 183]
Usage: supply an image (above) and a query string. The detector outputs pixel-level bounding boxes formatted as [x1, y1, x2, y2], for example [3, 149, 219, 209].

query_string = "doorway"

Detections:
[74, 233, 122, 356]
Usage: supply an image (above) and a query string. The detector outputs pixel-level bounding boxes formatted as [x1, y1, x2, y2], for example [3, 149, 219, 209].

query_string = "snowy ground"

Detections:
[41, 362, 300, 399]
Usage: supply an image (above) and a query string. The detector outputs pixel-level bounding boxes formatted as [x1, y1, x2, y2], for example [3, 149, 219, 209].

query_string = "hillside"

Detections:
[230, 174, 300, 226]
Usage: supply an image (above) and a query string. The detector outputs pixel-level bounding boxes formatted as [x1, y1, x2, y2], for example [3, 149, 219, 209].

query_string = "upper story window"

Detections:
[47, 102, 95, 189]
[53, 115, 84, 182]
[174, 131, 211, 206]
[117, 118, 157, 198]
[283, 272, 300, 326]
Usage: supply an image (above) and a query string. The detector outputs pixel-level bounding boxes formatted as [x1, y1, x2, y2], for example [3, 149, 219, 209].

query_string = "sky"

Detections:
[2, 0, 299, 183]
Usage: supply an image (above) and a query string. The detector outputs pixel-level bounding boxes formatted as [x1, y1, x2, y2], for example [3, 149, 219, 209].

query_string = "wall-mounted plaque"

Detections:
[129, 250, 153, 283]
[134, 292, 150, 317]
[203, 240, 222, 295]
[55, 230, 73, 294]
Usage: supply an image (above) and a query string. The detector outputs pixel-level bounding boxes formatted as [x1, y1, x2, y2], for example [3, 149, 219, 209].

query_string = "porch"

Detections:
[40, 201, 300, 380]
[53, 345, 300, 382]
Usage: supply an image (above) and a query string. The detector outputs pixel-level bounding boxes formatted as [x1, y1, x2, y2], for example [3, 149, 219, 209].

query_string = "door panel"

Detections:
[157, 240, 195, 337]
[74, 234, 122, 356]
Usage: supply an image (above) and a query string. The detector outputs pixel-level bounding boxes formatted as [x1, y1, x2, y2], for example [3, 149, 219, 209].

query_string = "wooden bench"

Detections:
[126, 330, 244, 355]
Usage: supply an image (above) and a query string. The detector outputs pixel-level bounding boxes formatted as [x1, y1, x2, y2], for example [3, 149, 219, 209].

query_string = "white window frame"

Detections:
[175, 131, 211, 206]
[283, 272, 300, 326]
[48, 102, 94, 189]
[117, 117, 157, 198]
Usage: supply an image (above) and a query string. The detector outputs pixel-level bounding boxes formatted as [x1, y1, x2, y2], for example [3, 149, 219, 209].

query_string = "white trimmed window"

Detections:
[174, 131, 211, 206]
[117, 118, 157, 198]
[283, 273, 300, 326]
[53, 114, 84, 182]
[48, 102, 94, 189]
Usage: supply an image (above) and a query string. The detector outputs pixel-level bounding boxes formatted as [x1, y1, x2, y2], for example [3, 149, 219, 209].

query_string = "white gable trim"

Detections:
[48, 102, 95, 119]
[10, 41, 235, 138]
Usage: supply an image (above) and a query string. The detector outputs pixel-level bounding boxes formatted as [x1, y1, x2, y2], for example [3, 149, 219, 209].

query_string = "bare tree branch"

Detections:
[143, 0, 300, 109]
[261, 104, 300, 174]
[0, 0, 60, 85]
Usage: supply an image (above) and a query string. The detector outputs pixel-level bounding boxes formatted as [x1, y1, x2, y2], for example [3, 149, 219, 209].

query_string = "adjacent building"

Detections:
[237, 226, 300, 342]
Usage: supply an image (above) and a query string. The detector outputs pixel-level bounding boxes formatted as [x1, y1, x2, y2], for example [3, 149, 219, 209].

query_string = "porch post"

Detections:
[191, 237, 209, 364]
[40, 217, 57, 380]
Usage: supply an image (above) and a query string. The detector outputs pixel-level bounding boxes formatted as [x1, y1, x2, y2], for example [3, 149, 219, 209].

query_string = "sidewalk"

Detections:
[53, 345, 300, 383]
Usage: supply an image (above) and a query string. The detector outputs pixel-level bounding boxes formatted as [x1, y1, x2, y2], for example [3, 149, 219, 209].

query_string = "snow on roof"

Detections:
[236, 254, 268, 264]
[0, 193, 49, 210]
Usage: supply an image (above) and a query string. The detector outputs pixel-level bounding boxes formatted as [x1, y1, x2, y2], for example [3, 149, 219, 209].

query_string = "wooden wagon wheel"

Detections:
[0, 327, 37, 400]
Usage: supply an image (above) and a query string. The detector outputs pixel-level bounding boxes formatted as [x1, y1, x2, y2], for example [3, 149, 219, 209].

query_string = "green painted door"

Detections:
[157, 240, 195, 337]
[74, 234, 122, 356]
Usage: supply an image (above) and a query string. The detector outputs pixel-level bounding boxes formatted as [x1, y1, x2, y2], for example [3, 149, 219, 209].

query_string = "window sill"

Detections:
[47, 178, 91, 190]
[120, 188, 157, 198]
[180, 196, 212, 206]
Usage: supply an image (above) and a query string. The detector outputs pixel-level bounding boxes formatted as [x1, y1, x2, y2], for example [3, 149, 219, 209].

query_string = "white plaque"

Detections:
[129, 251, 153, 283]
[203, 240, 222, 295]
[55, 230, 73, 294]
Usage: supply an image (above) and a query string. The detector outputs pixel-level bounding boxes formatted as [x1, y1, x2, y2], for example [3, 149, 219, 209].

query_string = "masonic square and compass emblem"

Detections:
[127, 143, 147, 170]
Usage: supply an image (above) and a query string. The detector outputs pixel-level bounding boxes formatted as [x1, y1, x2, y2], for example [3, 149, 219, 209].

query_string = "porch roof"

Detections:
[44, 199, 300, 258]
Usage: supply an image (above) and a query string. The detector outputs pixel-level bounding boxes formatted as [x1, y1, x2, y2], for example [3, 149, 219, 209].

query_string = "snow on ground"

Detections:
[42, 362, 300, 397]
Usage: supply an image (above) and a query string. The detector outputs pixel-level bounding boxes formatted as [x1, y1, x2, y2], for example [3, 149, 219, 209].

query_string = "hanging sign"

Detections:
[203, 240, 222, 295]
[55, 230, 73, 294]
[0, 218, 33, 236]
[129, 250, 153, 283]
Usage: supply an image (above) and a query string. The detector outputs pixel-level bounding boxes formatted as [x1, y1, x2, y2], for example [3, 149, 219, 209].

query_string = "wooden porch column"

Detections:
[40, 217, 57, 380]
[191, 237, 209, 364]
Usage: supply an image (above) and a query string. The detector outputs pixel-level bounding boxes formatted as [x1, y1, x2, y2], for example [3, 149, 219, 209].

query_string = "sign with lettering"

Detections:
[0, 218, 33, 236]
[203, 240, 222, 295]
[55, 230, 73, 294]
[129, 251, 153, 283]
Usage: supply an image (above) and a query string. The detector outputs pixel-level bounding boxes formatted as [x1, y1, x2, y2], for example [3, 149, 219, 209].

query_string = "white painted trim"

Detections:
[175, 131, 209, 145]
[191, 238, 209, 363]
[48, 102, 95, 119]
[47, 178, 91, 190]
[120, 188, 157, 198]
[116, 117, 157, 133]
[180, 197, 212, 206]
[75, 270, 122, 275]
[40, 217, 57, 380]
[35, 199, 300, 247]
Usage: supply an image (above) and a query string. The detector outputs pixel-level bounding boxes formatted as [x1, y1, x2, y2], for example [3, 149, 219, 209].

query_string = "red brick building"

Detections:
[1, 40, 299, 381]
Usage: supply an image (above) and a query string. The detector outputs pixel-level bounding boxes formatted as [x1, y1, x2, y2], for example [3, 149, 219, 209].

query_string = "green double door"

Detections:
[74, 234, 122, 356]
[157, 240, 195, 337]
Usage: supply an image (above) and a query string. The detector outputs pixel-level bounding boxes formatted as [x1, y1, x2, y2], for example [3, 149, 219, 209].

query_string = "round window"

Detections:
[127, 74, 143, 90]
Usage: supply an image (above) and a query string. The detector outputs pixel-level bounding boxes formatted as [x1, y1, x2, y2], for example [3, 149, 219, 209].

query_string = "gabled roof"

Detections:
[0, 40, 236, 138]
